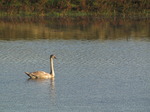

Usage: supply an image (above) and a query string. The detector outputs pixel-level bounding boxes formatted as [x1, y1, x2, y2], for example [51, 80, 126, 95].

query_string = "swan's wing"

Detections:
[29, 73, 39, 78]
[25, 71, 50, 78]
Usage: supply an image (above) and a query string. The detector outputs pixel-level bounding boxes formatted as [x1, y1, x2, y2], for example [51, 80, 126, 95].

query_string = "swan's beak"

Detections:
[54, 56, 57, 59]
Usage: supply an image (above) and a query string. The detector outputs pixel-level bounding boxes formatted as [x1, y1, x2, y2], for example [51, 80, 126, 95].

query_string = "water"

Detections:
[0, 17, 150, 112]
[0, 17, 149, 41]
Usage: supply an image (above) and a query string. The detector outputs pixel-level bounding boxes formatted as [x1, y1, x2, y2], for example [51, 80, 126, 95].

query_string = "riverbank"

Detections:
[0, 10, 149, 18]
[0, 0, 149, 18]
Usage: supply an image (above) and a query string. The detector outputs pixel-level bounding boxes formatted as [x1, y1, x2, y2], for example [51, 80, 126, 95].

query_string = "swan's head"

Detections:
[50, 54, 57, 59]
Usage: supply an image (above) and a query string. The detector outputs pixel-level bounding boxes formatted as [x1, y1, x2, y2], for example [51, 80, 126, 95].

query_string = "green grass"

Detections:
[0, 0, 149, 18]
[0, 10, 149, 18]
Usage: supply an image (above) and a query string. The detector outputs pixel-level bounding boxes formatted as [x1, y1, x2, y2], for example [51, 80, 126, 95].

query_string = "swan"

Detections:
[25, 54, 56, 79]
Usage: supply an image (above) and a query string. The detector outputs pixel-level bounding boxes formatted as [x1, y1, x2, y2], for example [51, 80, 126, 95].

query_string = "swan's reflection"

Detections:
[49, 78, 56, 105]
[27, 78, 48, 82]
[27, 78, 56, 105]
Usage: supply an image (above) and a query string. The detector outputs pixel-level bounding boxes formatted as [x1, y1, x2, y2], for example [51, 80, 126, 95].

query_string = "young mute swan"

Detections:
[25, 54, 56, 79]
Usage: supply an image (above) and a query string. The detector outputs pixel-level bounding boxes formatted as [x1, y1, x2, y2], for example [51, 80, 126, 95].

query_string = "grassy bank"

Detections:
[0, 0, 149, 17]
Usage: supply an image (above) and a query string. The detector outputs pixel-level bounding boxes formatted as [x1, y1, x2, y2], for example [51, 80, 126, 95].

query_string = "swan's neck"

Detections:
[50, 58, 55, 77]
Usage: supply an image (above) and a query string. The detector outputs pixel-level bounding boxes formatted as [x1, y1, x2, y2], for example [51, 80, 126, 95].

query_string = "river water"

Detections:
[0, 17, 150, 112]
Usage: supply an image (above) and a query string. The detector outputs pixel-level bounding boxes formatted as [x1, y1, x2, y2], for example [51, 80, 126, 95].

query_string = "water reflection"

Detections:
[49, 78, 56, 105]
[0, 17, 149, 41]
[27, 78, 56, 105]
[27, 78, 53, 82]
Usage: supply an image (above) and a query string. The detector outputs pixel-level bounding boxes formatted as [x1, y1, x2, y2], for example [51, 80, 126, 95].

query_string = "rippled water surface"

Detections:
[0, 40, 150, 112]
[0, 17, 150, 112]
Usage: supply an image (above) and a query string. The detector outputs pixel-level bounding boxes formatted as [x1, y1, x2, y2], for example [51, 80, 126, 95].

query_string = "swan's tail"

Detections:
[25, 72, 32, 78]
[24, 72, 37, 79]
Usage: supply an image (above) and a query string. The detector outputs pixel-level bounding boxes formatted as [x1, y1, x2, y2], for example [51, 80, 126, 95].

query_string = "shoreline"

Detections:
[0, 11, 149, 18]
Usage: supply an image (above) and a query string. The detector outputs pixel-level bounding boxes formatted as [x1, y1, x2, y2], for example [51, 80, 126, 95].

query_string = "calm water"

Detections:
[0, 17, 150, 112]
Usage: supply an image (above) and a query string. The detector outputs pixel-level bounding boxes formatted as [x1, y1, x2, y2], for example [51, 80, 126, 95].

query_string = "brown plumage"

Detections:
[25, 54, 56, 79]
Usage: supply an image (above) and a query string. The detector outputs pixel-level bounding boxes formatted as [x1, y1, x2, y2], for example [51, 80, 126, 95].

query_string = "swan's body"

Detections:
[25, 55, 56, 79]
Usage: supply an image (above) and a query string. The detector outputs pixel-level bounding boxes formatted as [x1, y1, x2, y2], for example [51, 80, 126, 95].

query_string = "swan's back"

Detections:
[25, 71, 52, 79]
